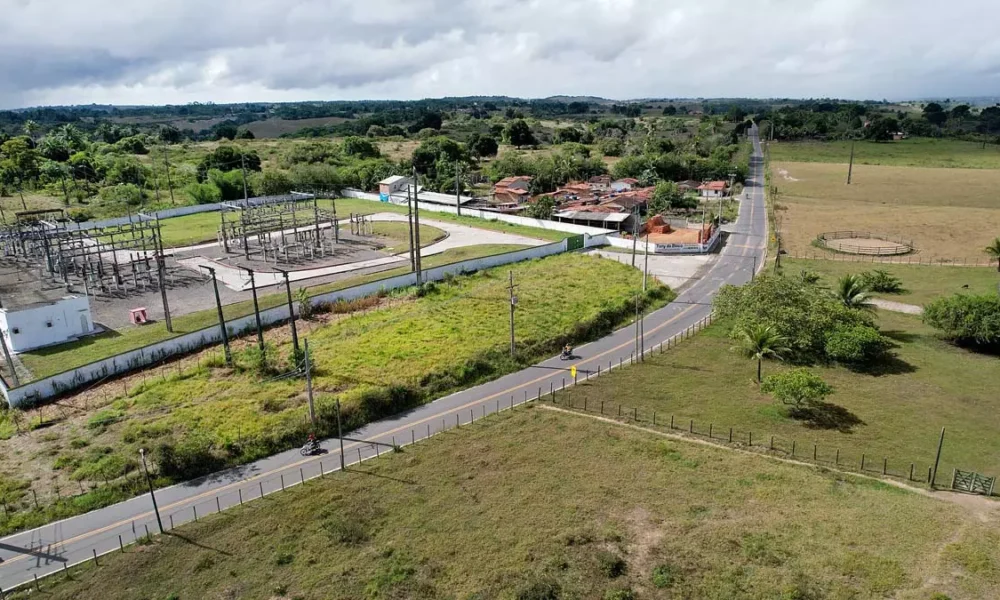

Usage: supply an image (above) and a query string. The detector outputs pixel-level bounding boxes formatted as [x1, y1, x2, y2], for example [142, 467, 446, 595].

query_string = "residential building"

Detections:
[492, 176, 534, 205]
[697, 181, 728, 198]
[588, 175, 612, 192]
[611, 178, 639, 192]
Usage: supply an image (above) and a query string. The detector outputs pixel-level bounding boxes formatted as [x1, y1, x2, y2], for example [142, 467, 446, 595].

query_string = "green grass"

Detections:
[769, 137, 1000, 169]
[19, 408, 990, 600]
[552, 311, 1000, 486]
[17, 244, 529, 379]
[152, 198, 570, 248]
[782, 258, 1000, 306]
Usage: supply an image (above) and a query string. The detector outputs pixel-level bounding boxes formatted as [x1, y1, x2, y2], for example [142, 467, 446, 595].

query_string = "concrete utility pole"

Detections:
[304, 339, 315, 425]
[508, 271, 517, 358]
[277, 269, 300, 356]
[139, 448, 163, 534]
[199, 265, 232, 366]
[643, 232, 650, 291]
[847, 139, 856, 185]
[0, 295, 20, 387]
[240, 267, 265, 355]
[240, 152, 250, 204]
[455, 162, 462, 217]
[930, 427, 946, 489]
[406, 180, 416, 272]
[412, 167, 423, 283]
[154, 219, 173, 333]
[335, 398, 346, 470]
[630, 207, 639, 268]
[634, 293, 641, 357]
[162, 145, 175, 205]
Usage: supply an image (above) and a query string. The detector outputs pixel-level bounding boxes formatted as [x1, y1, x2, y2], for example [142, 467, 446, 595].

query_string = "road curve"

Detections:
[0, 127, 768, 590]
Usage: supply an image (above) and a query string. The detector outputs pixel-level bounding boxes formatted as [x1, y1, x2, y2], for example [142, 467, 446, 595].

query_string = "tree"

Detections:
[185, 182, 222, 204]
[761, 369, 832, 408]
[662, 105, 677, 116]
[832, 274, 876, 311]
[923, 102, 947, 126]
[824, 324, 893, 364]
[526, 196, 555, 219]
[470, 134, 499, 159]
[649, 181, 682, 215]
[864, 116, 898, 142]
[23, 120, 39, 142]
[923, 294, 1000, 350]
[236, 128, 255, 140]
[951, 104, 972, 119]
[252, 170, 293, 196]
[197, 146, 261, 181]
[158, 125, 182, 144]
[732, 323, 790, 383]
[213, 122, 239, 141]
[505, 119, 537, 149]
[341, 136, 380, 159]
[984, 237, 1000, 272]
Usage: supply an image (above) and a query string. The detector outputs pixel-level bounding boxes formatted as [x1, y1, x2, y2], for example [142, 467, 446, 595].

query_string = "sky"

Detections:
[1, 0, 999, 109]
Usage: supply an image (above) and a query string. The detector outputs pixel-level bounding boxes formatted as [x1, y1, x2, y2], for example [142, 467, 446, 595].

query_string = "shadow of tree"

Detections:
[789, 401, 864, 433]
[843, 354, 917, 377]
[882, 329, 921, 344]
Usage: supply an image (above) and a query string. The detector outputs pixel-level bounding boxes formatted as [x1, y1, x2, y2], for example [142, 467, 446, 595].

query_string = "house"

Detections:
[676, 180, 701, 193]
[552, 208, 633, 231]
[378, 175, 411, 200]
[588, 175, 612, 192]
[0, 296, 94, 353]
[611, 178, 639, 192]
[492, 176, 534, 205]
[697, 181, 728, 198]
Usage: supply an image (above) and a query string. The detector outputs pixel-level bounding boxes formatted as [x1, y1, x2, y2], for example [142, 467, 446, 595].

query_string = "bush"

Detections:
[761, 369, 832, 409]
[824, 324, 893, 364]
[597, 550, 627, 578]
[322, 515, 369, 545]
[154, 437, 224, 480]
[651, 563, 680, 588]
[859, 269, 903, 293]
[517, 580, 561, 600]
[603, 589, 635, 600]
[923, 293, 1000, 349]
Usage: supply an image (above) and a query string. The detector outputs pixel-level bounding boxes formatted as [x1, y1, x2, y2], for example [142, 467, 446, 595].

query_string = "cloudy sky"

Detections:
[1, 0, 998, 109]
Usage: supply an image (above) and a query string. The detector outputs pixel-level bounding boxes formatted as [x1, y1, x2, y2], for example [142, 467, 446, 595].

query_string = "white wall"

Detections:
[2, 240, 568, 407]
[341, 188, 614, 236]
[0, 296, 93, 353]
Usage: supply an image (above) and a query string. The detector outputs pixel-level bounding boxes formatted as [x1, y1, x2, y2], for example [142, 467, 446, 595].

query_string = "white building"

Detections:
[0, 296, 95, 353]
[697, 181, 728, 198]
[378, 175, 412, 200]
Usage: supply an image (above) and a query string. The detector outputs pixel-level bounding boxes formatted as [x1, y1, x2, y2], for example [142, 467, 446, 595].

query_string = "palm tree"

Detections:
[23, 120, 39, 143]
[833, 274, 876, 311]
[732, 323, 790, 383]
[985, 237, 1000, 273]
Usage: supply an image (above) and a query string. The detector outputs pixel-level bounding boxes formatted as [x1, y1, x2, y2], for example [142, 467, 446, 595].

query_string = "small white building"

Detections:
[697, 181, 728, 198]
[0, 296, 95, 353]
[378, 175, 411, 200]
[611, 178, 639, 192]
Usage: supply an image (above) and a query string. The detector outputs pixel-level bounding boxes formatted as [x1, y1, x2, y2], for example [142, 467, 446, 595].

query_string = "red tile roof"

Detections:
[495, 176, 533, 187]
[698, 181, 728, 191]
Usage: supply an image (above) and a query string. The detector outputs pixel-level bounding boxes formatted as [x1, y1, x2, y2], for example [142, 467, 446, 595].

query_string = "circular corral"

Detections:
[816, 231, 913, 256]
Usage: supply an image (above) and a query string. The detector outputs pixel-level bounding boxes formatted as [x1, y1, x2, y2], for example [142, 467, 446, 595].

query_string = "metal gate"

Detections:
[566, 234, 585, 252]
[951, 469, 995, 496]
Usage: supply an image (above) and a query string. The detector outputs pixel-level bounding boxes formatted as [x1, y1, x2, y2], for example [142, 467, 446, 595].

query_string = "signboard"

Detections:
[570, 365, 577, 379]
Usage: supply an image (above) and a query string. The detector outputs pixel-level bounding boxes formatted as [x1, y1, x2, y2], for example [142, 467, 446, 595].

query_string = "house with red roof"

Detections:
[697, 181, 728, 198]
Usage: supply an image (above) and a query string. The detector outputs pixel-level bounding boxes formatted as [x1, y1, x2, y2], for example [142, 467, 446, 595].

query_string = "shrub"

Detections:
[923, 293, 1000, 349]
[236, 343, 278, 376]
[651, 563, 680, 588]
[597, 550, 627, 578]
[603, 589, 635, 600]
[517, 580, 561, 600]
[154, 437, 225, 480]
[859, 269, 903, 293]
[295, 288, 314, 320]
[322, 515, 369, 545]
[824, 324, 893, 364]
[87, 409, 124, 430]
[761, 369, 832, 409]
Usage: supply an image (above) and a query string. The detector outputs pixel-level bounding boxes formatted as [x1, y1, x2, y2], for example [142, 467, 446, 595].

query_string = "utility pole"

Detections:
[239, 267, 265, 355]
[154, 219, 173, 333]
[412, 167, 423, 283]
[139, 449, 163, 534]
[634, 293, 640, 357]
[304, 339, 315, 425]
[930, 428, 946, 489]
[630, 207, 639, 268]
[455, 161, 462, 216]
[508, 271, 517, 358]
[277, 269, 300, 356]
[642, 232, 650, 291]
[199, 266, 232, 366]
[162, 145, 175, 205]
[0, 294, 20, 387]
[335, 398, 345, 470]
[847, 138, 856, 185]
[406, 179, 416, 272]
[240, 153, 249, 204]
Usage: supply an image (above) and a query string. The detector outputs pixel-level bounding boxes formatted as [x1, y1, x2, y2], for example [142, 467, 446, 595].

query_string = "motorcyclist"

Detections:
[561, 344, 572, 358]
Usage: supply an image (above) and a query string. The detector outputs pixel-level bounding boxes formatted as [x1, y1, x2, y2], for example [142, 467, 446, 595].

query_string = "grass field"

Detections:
[550, 310, 1000, 487]
[773, 161, 1000, 258]
[17, 244, 528, 380]
[781, 258, 1000, 306]
[17, 407, 996, 600]
[2, 254, 670, 520]
[769, 138, 1000, 169]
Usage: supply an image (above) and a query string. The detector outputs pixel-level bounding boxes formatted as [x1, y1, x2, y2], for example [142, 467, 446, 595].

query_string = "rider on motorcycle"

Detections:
[562, 344, 572, 358]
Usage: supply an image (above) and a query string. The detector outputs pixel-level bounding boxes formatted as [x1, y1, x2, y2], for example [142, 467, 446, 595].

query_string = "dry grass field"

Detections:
[773, 161, 1000, 259]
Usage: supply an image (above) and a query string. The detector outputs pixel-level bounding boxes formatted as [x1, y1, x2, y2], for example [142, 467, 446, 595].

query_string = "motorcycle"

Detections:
[300, 438, 321, 456]
[560, 347, 573, 360]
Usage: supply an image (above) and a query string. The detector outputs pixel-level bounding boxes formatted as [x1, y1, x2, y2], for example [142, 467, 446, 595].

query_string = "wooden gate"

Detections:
[951, 470, 995, 496]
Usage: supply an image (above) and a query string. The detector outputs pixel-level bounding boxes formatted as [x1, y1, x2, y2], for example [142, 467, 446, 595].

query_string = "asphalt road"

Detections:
[0, 127, 768, 591]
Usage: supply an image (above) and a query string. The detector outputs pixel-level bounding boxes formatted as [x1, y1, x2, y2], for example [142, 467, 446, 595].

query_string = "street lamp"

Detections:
[139, 448, 164, 534]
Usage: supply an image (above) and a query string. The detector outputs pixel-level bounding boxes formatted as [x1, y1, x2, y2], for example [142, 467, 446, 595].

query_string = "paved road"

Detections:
[0, 127, 768, 590]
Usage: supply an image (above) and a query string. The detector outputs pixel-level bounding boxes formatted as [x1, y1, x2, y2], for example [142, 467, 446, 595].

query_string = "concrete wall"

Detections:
[341, 188, 613, 236]
[0, 296, 93, 353]
[2, 240, 568, 407]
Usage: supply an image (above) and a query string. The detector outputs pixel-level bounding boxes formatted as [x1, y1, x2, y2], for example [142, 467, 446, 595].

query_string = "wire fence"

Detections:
[787, 251, 997, 267]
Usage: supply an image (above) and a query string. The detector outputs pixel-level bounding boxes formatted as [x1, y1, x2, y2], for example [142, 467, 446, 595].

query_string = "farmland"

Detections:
[769, 137, 1000, 169]
[0, 253, 671, 529]
[14, 407, 996, 600]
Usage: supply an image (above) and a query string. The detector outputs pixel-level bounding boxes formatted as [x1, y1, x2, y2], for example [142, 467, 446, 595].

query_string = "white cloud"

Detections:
[1, 0, 998, 108]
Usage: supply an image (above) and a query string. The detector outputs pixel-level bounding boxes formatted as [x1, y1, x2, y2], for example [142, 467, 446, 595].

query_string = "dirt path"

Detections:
[873, 298, 923, 315]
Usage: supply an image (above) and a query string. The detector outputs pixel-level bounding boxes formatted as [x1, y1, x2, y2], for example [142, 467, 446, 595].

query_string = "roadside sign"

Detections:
[570, 365, 577, 379]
